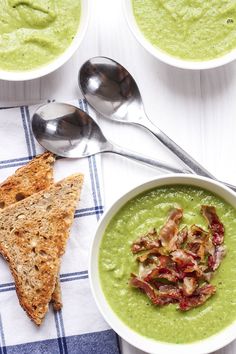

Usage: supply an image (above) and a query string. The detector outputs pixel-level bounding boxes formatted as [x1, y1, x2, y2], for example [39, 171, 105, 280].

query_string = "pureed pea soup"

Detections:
[132, 0, 236, 61]
[99, 185, 236, 343]
[0, 0, 81, 71]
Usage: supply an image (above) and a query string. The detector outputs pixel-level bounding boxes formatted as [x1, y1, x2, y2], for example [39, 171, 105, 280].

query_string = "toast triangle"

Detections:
[0, 173, 83, 325]
[0, 152, 63, 310]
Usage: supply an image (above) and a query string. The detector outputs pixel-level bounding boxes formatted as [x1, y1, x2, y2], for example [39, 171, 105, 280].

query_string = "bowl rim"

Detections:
[0, 0, 90, 82]
[89, 174, 236, 354]
[123, 0, 236, 70]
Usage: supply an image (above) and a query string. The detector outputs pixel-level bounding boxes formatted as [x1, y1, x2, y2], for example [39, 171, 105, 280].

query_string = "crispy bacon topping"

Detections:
[131, 228, 160, 253]
[182, 277, 197, 296]
[201, 205, 224, 246]
[130, 205, 226, 311]
[130, 274, 159, 304]
[179, 284, 216, 311]
[176, 226, 188, 248]
[130, 274, 182, 306]
[159, 208, 183, 251]
[208, 245, 227, 271]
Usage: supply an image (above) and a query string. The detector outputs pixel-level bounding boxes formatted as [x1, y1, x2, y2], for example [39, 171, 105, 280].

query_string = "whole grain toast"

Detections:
[0, 173, 83, 325]
[0, 152, 55, 208]
[0, 152, 63, 310]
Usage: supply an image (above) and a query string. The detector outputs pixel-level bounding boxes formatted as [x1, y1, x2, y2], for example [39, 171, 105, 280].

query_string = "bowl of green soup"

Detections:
[0, 0, 89, 81]
[124, 0, 236, 69]
[90, 174, 236, 354]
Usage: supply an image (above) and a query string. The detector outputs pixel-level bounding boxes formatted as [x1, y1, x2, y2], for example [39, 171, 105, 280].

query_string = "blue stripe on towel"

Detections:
[54, 312, 65, 354]
[0, 161, 32, 170]
[0, 286, 15, 293]
[80, 101, 121, 354]
[82, 99, 103, 219]
[0, 106, 15, 110]
[0, 156, 31, 165]
[0, 271, 89, 293]
[60, 275, 88, 283]
[74, 205, 104, 218]
[24, 106, 36, 156]
[58, 311, 68, 354]
[20, 107, 33, 158]
[54, 310, 68, 354]
[88, 157, 101, 221]
[5, 330, 120, 354]
[0, 315, 6, 354]
[60, 271, 88, 278]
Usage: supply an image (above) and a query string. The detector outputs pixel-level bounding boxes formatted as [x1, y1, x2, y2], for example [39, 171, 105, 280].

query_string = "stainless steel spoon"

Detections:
[78, 56, 214, 178]
[32, 103, 236, 192]
[31, 102, 184, 173]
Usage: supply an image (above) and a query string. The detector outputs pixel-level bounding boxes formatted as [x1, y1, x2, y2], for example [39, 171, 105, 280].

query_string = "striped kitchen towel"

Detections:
[0, 100, 121, 354]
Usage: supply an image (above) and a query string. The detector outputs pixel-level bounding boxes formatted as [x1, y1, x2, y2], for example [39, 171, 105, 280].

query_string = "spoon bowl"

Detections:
[32, 103, 108, 158]
[31, 102, 183, 173]
[79, 57, 143, 122]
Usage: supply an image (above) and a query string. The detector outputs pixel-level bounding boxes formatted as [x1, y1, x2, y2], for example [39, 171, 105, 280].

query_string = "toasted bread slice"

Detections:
[0, 152, 63, 311]
[0, 152, 55, 208]
[0, 173, 83, 325]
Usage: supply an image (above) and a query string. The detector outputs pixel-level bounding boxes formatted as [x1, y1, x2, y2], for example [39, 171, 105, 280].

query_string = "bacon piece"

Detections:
[159, 208, 183, 251]
[171, 249, 202, 276]
[201, 205, 224, 246]
[182, 277, 197, 296]
[138, 261, 158, 279]
[186, 225, 213, 261]
[130, 274, 181, 306]
[137, 247, 167, 263]
[179, 284, 216, 311]
[130, 273, 157, 304]
[158, 285, 182, 303]
[187, 225, 209, 244]
[176, 226, 188, 248]
[130, 274, 175, 306]
[145, 267, 179, 283]
[130, 274, 159, 304]
[202, 272, 213, 282]
[208, 245, 227, 271]
[131, 228, 160, 253]
[143, 255, 180, 283]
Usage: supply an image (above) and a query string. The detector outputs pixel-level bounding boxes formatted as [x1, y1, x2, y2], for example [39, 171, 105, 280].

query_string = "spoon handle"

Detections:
[105, 142, 236, 192]
[138, 116, 215, 178]
[108, 144, 190, 173]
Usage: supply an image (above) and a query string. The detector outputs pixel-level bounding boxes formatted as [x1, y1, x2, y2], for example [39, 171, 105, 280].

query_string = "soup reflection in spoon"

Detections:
[31, 102, 184, 173]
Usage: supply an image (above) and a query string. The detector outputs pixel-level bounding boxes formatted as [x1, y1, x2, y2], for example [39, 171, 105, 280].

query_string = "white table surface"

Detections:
[1, 0, 236, 353]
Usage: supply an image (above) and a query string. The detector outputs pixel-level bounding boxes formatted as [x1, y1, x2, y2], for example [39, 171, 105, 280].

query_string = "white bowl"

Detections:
[123, 0, 236, 70]
[0, 0, 90, 81]
[89, 174, 236, 354]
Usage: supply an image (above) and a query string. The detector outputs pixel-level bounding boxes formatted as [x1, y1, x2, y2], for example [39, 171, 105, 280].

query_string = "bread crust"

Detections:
[51, 275, 62, 311]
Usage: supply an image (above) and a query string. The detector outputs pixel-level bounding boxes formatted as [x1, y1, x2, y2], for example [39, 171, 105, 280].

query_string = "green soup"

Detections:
[99, 185, 236, 344]
[0, 0, 81, 71]
[132, 0, 236, 61]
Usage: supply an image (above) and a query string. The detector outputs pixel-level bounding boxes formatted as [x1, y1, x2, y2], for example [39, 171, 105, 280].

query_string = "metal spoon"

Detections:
[31, 102, 184, 173]
[78, 56, 213, 178]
